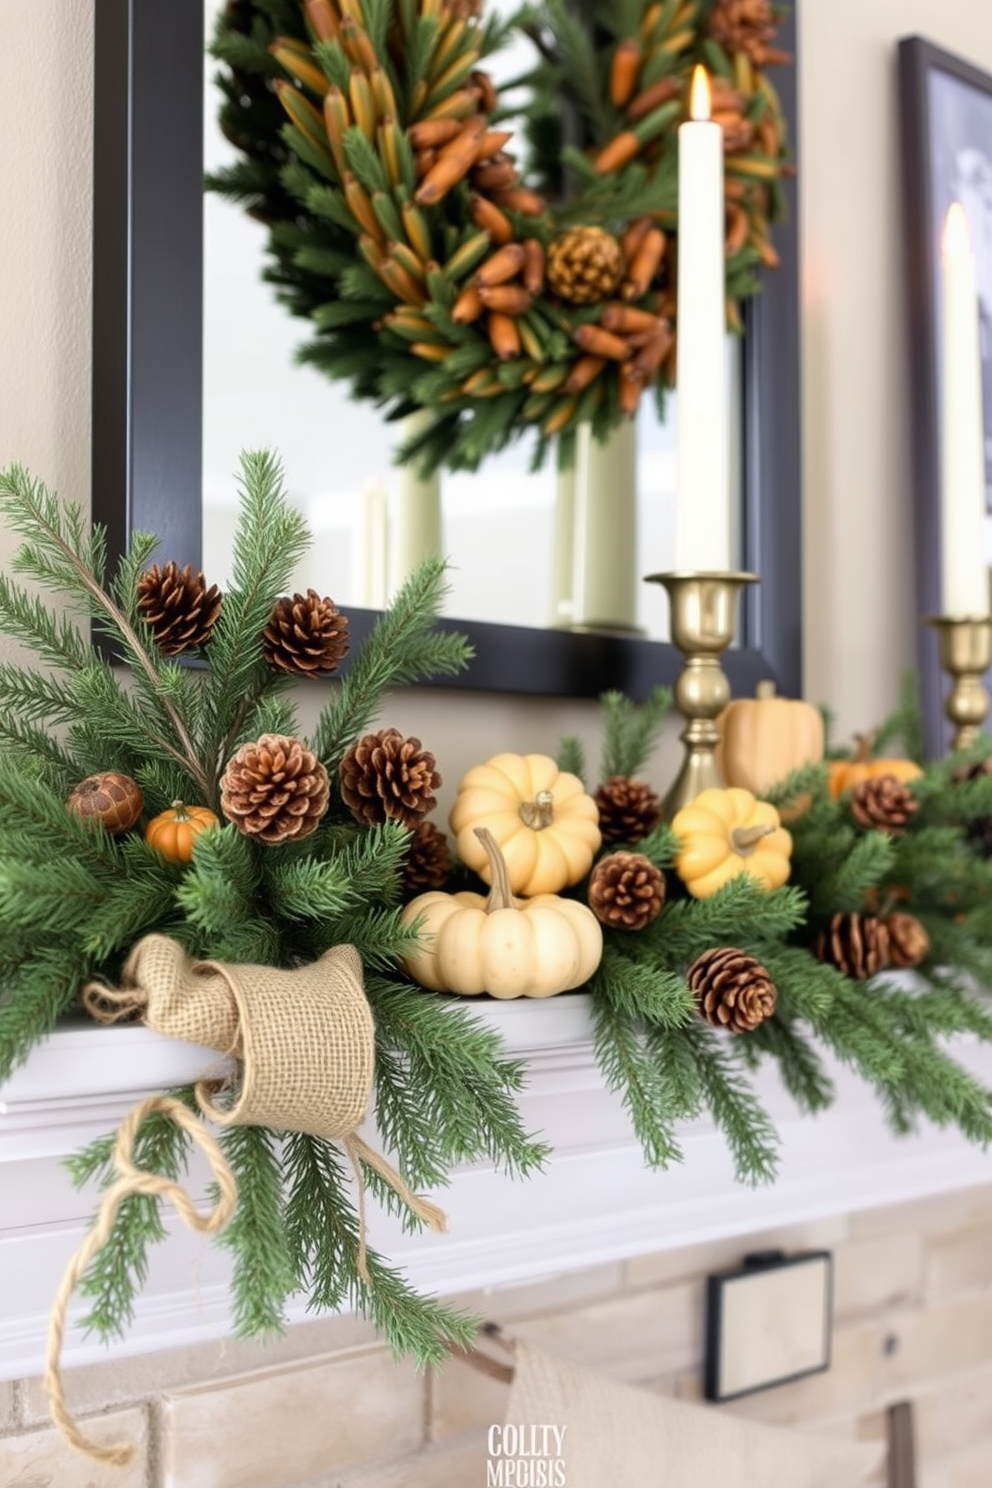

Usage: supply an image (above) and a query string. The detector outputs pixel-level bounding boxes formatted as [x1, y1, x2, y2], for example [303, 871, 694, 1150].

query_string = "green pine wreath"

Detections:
[209, 0, 792, 472]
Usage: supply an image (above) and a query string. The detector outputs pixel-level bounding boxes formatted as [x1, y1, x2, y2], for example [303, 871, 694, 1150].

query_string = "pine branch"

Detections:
[310, 556, 472, 769]
[218, 1125, 295, 1337]
[556, 736, 587, 784]
[599, 687, 672, 780]
[591, 992, 688, 1168]
[683, 1022, 779, 1184]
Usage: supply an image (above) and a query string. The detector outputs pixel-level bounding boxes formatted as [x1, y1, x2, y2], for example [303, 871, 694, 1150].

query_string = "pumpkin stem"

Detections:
[518, 789, 555, 830]
[730, 822, 776, 855]
[852, 732, 875, 763]
[756, 679, 777, 699]
[475, 827, 516, 912]
[170, 800, 191, 821]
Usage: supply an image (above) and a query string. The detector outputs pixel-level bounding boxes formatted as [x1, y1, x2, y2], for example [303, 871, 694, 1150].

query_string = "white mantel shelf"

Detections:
[2, 994, 991, 1382]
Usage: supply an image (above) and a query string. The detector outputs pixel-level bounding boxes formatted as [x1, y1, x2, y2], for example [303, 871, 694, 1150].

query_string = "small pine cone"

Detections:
[137, 561, 222, 655]
[588, 852, 666, 931]
[262, 590, 349, 677]
[707, 0, 779, 66]
[952, 758, 992, 858]
[594, 775, 662, 845]
[66, 771, 144, 834]
[220, 734, 330, 845]
[340, 728, 441, 828]
[546, 227, 623, 305]
[687, 948, 777, 1033]
[883, 912, 930, 970]
[850, 775, 919, 834]
[814, 912, 890, 980]
[402, 820, 452, 895]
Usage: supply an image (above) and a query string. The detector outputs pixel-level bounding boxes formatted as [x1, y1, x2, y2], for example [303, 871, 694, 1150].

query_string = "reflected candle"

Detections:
[675, 65, 730, 572]
[941, 202, 987, 616]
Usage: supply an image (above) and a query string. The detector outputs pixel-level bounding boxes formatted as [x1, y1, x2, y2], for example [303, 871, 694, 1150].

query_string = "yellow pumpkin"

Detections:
[145, 801, 220, 862]
[715, 681, 824, 795]
[672, 788, 792, 899]
[828, 736, 922, 800]
[449, 752, 601, 896]
[400, 828, 603, 998]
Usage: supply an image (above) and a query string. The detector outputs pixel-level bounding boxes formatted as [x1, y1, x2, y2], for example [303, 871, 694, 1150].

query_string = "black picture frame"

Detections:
[92, 0, 802, 702]
[900, 36, 992, 758]
[704, 1250, 833, 1403]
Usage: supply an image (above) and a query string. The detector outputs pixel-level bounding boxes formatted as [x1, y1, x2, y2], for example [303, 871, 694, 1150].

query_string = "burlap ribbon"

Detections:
[49, 935, 447, 1467]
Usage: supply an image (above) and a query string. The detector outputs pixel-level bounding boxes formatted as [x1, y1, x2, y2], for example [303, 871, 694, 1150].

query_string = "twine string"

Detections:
[342, 1133, 448, 1282]
[45, 1095, 238, 1468]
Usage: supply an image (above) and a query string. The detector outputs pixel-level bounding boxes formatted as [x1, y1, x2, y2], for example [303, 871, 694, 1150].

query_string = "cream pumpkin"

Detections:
[449, 752, 601, 896]
[400, 828, 603, 998]
[715, 681, 824, 795]
[672, 787, 792, 899]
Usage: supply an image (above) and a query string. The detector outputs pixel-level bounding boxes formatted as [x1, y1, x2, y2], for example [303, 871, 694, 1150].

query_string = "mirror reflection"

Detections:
[201, 0, 743, 639]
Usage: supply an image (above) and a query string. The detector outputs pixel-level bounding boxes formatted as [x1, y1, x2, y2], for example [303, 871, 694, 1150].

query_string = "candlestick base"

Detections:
[924, 615, 992, 752]
[645, 570, 759, 816]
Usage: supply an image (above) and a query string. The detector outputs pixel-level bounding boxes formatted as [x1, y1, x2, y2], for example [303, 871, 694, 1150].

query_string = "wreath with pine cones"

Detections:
[209, 0, 792, 472]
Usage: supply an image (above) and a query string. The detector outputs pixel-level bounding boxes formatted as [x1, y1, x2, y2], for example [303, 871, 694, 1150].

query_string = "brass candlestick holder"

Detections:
[924, 615, 992, 751]
[645, 570, 759, 816]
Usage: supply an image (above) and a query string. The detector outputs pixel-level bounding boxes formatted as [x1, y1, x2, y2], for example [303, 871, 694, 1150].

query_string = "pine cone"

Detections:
[594, 775, 662, 845]
[546, 227, 623, 305]
[707, 0, 780, 66]
[588, 852, 666, 931]
[262, 590, 350, 677]
[137, 562, 222, 655]
[814, 912, 890, 980]
[883, 912, 930, 970]
[340, 728, 441, 828]
[402, 821, 452, 896]
[220, 734, 330, 845]
[952, 758, 992, 857]
[850, 775, 919, 834]
[687, 948, 777, 1032]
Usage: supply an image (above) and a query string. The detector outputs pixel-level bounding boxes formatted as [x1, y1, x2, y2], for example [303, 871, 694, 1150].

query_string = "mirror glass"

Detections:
[201, 0, 744, 641]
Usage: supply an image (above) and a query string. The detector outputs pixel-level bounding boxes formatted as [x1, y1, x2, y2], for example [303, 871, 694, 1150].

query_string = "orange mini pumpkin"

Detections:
[144, 801, 219, 862]
[828, 736, 922, 800]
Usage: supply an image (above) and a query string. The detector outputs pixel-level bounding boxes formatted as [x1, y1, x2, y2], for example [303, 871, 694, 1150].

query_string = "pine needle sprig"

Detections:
[750, 1017, 835, 1114]
[218, 1125, 296, 1338]
[310, 555, 472, 769]
[682, 1022, 779, 1185]
[599, 686, 673, 780]
[591, 992, 687, 1168]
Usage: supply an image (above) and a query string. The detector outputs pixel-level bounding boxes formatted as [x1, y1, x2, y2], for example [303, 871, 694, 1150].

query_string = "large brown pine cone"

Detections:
[220, 734, 330, 845]
[340, 728, 441, 828]
[402, 821, 452, 896]
[883, 912, 930, 970]
[687, 948, 777, 1032]
[707, 0, 782, 66]
[850, 775, 919, 834]
[262, 590, 349, 677]
[588, 852, 666, 931]
[137, 562, 222, 655]
[814, 912, 890, 980]
[594, 775, 662, 845]
[546, 227, 623, 305]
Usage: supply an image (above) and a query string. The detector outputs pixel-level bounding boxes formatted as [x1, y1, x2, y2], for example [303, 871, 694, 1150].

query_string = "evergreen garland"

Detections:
[0, 455, 545, 1364]
[206, 0, 792, 471]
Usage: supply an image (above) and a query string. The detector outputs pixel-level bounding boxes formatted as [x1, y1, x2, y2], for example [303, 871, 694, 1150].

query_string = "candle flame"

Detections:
[943, 202, 972, 258]
[689, 65, 711, 122]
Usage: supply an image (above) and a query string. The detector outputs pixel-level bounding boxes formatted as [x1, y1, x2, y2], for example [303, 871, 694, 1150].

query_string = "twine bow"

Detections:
[49, 937, 447, 1466]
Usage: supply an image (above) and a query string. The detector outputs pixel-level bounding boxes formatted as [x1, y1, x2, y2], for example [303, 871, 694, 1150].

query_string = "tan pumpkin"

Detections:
[145, 801, 220, 862]
[672, 787, 792, 899]
[715, 681, 824, 795]
[449, 751, 601, 896]
[400, 828, 603, 998]
[828, 735, 922, 800]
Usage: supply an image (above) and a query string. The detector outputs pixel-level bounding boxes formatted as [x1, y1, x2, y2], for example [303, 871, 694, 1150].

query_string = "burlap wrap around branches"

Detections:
[84, 934, 375, 1138]
[49, 936, 447, 1469]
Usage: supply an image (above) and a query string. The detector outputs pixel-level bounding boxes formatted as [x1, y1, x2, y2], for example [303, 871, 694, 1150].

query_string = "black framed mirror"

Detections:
[92, 0, 801, 701]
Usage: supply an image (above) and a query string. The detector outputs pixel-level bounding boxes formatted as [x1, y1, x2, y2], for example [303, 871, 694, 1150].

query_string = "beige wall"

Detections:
[801, 0, 992, 736]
